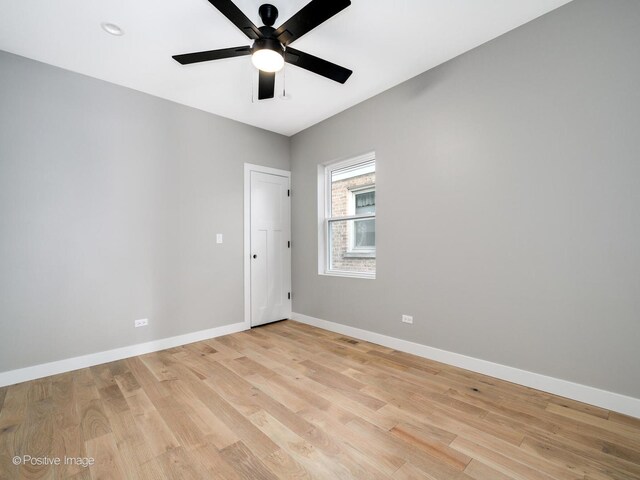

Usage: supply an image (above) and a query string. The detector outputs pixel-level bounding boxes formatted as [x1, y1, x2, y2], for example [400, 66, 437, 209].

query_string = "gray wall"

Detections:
[291, 0, 640, 398]
[0, 51, 289, 372]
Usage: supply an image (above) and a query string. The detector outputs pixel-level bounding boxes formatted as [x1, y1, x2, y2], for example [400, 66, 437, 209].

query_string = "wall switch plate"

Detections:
[402, 315, 413, 324]
[134, 318, 148, 328]
[216, 234, 223, 244]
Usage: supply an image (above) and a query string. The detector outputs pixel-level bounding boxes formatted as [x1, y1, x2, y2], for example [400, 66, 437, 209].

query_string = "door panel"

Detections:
[250, 171, 291, 327]
[251, 228, 268, 321]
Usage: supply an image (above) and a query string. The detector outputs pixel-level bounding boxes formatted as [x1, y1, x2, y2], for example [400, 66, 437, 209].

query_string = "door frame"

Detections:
[244, 163, 292, 329]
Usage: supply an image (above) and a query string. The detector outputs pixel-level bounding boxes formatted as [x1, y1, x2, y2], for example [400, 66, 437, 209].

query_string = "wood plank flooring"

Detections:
[1, 320, 639, 479]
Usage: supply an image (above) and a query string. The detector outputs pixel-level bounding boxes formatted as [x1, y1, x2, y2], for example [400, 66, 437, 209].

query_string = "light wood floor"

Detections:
[1, 321, 639, 479]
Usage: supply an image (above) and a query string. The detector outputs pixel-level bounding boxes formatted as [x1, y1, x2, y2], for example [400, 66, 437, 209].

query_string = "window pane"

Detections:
[355, 191, 375, 215]
[354, 219, 375, 248]
[331, 161, 375, 217]
[329, 219, 376, 274]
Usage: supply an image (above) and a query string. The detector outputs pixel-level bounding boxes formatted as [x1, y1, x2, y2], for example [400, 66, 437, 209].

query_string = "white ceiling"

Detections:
[0, 0, 571, 136]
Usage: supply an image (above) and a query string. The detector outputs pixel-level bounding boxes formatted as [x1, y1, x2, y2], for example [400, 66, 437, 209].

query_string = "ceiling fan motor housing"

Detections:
[251, 37, 284, 57]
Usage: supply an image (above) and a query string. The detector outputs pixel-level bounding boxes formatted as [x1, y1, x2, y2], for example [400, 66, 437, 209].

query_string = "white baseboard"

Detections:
[0, 321, 247, 388]
[291, 312, 640, 419]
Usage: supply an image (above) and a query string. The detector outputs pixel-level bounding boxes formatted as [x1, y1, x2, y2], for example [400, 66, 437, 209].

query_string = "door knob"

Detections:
[252, 254, 257, 259]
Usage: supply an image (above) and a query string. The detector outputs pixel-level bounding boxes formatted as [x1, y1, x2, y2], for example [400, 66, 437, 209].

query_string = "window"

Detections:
[349, 187, 375, 254]
[319, 152, 376, 278]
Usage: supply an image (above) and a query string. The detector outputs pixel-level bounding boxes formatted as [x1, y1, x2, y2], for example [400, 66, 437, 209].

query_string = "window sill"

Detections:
[319, 271, 376, 280]
[344, 251, 376, 259]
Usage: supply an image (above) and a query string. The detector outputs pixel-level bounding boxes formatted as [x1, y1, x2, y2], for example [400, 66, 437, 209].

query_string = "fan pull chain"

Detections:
[250, 63, 255, 103]
[282, 63, 286, 99]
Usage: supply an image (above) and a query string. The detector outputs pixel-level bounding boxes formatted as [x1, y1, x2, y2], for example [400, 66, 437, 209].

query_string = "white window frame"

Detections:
[318, 151, 376, 279]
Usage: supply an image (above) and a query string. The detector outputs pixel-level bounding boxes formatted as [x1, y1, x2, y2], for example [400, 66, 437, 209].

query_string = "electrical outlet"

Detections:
[134, 318, 148, 328]
[402, 315, 413, 324]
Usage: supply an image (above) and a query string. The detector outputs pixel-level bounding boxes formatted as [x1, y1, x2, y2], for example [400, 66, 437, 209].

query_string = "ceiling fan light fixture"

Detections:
[251, 38, 285, 72]
[172, 0, 353, 100]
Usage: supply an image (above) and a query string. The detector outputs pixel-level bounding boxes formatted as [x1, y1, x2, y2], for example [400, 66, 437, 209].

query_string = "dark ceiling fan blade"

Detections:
[258, 71, 276, 100]
[172, 46, 251, 65]
[207, 0, 263, 39]
[285, 47, 352, 84]
[274, 0, 351, 46]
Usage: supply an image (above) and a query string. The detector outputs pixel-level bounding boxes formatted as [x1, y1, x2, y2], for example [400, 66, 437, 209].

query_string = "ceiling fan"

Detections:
[172, 0, 353, 100]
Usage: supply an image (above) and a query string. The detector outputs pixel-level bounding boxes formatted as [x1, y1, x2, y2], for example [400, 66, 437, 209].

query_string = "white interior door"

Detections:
[250, 170, 291, 327]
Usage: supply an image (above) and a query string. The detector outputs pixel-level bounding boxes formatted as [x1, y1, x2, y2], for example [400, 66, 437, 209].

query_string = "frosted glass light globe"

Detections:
[252, 49, 284, 72]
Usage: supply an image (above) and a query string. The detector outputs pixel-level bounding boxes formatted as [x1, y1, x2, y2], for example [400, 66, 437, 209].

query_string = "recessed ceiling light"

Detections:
[101, 22, 124, 36]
